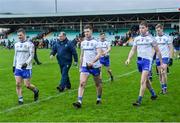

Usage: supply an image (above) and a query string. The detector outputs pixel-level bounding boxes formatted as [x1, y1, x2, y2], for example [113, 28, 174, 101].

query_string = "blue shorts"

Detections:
[81, 67, 100, 76]
[100, 56, 110, 67]
[156, 57, 169, 66]
[174, 46, 180, 51]
[137, 57, 152, 72]
[14, 68, 32, 79]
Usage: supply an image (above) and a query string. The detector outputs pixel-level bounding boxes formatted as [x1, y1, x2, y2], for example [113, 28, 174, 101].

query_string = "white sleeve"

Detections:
[167, 36, 173, 44]
[25, 42, 35, 65]
[13, 44, 17, 67]
[133, 38, 137, 46]
[96, 41, 102, 49]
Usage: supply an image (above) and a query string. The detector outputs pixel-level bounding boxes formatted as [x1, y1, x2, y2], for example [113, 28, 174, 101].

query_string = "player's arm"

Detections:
[12, 45, 17, 72]
[168, 36, 174, 66]
[70, 43, 78, 65]
[25, 43, 35, 65]
[80, 49, 84, 67]
[104, 45, 111, 55]
[50, 43, 57, 59]
[125, 45, 137, 65]
[93, 47, 102, 63]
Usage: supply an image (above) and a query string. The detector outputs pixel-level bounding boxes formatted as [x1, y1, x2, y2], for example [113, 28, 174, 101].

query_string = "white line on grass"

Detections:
[0, 70, 137, 114]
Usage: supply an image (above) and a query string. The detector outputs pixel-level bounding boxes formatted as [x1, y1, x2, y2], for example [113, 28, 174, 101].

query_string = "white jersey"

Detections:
[99, 40, 111, 56]
[133, 34, 157, 61]
[13, 40, 34, 69]
[81, 38, 101, 68]
[155, 34, 172, 58]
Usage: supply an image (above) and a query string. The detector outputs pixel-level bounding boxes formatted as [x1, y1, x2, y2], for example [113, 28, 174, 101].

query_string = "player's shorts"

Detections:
[14, 68, 32, 79]
[174, 46, 180, 51]
[156, 57, 169, 66]
[100, 56, 110, 67]
[80, 67, 100, 76]
[137, 57, 152, 72]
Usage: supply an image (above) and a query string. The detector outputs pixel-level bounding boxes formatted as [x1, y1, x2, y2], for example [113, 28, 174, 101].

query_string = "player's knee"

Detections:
[16, 82, 21, 88]
[80, 81, 86, 88]
[95, 79, 102, 86]
[25, 83, 31, 89]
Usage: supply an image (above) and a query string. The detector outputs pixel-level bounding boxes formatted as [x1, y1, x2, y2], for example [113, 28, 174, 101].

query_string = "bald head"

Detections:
[58, 32, 67, 41]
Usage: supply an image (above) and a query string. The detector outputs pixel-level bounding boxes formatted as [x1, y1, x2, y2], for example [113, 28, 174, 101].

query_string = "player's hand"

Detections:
[50, 55, 54, 60]
[102, 51, 106, 56]
[21, 63, 27, 69]
[74, 62, 78, 66]
[125, 59, 130, 65]
[86, 62, 93, 70]
[168, 58, 173, 66]
[13, 66, 15, 73]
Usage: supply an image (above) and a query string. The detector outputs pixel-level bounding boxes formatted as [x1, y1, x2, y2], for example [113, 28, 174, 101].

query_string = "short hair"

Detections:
[84, 24, 93, 30]
[140, 21, 148, 27]
[17, 28, 26, 34]
[100, 32, 105, 35]
[155, 24, 164, 29]
[60, 32, 66, 36]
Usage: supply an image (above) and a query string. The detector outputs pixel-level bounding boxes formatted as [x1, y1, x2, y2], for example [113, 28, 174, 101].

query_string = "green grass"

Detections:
[0, 47, 179, 122]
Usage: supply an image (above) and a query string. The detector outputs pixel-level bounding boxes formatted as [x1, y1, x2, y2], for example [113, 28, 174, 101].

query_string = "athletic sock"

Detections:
[78, 96, 82, 104]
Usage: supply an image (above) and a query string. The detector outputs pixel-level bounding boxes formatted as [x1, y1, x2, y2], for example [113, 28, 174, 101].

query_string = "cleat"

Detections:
[110, 76, 114, 82]
[151, 95, 158, 100]
[34, 89, 39, 101]
[96, 100, 102, 105]
[18, 101, 24, 105]
[159, 90, 166, 95]
[56, 86, 64, 92]
[73, 102, 81, 109]
[132, 101, 141, 106]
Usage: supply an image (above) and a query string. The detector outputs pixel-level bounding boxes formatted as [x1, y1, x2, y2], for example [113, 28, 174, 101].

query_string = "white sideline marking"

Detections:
[0, 70, 137, 114]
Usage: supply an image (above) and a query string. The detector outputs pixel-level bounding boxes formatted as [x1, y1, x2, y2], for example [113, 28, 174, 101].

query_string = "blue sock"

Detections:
[78, 96, 82, 103]
[97, 95, 101, 101]
[161, 84, 165, 89]
[138, 96, 142, 103]
[149, 88, 156, 96]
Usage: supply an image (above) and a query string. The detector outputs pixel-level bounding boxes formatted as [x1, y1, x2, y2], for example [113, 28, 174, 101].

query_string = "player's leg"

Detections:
[23, 69, 39, 101]
[14, 69, 24, 104]
[93, 74, 103, 104]
[24, 79, 39, 101]
[15, 76, 23, 105]
[106, 66, 113, 81]
[161, 62, 168, 94]
[73, 72, 89, 108]
[133, 58, 151, 106]
[146, 79, 157, 100]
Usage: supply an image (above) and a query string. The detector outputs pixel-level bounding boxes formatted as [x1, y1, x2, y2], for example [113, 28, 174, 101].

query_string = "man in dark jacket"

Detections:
[50, 32, 78, 92]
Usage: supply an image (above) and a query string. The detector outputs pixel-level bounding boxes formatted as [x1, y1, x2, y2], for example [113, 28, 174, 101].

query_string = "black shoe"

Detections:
[34, 89, 39, 101]
[110, 76, 114, 82]
[57, 86, 64, 92]
[132, 101, 141, 106]
[73, 102, 81, 109]
[18, 101, 24, 105]
[66, 85, 71, 90]
[37, 62, 42, 65]
[96, 100, 102, 105]
[159, 90, 166, 95]
[151, 95, 158, 100]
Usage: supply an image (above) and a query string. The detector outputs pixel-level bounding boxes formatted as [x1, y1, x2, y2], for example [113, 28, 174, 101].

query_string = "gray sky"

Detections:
[0, 0, 179, 14]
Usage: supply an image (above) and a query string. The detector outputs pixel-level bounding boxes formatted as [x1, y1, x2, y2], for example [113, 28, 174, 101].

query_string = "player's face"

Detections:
[84, 28, 92, 38]
[58, 33, 66, 41]
[139, 25, 148, 35]
[100, 34, 105, 41]
[17, 32, 25, 41]
[156, 27, 163, 36]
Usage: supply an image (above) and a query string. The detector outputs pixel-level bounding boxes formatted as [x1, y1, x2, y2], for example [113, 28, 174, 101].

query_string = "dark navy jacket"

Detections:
[50, 38, 78, 65]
